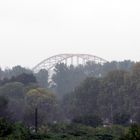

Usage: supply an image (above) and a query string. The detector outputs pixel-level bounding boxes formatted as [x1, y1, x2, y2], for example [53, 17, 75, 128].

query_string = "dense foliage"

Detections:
[0, 60, 140, 139]
[1, 120, 140, 140]
[52, 60, 134, 96]
[60, 63, 140, 125]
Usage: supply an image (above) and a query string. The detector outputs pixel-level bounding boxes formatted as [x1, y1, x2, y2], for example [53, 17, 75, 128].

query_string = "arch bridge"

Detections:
[32, 54, 108, 73]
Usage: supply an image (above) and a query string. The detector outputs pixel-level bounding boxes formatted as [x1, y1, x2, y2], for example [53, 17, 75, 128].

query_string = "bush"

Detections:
[48, 123, 96, 140]
[0, 118, 12, 137]
[120, 124, 140, 140]
[0, 118, 30, 140]
[10, 123, 30, 140]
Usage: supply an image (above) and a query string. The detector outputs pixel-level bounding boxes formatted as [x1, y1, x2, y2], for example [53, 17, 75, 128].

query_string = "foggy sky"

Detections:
[0, 0, 140, 69]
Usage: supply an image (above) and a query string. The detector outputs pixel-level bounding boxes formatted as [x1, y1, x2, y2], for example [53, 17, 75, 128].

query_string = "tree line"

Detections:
[0, 60, 140, 139]
[0, 60, 137, 125]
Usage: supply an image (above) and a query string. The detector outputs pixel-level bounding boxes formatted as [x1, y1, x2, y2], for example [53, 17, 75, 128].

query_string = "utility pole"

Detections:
[35, 107, 38, 133]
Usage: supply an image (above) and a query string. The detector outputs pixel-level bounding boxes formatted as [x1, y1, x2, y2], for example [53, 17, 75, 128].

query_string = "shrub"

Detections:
[0, 118, 12, 137]
[120, 124, 140, 140]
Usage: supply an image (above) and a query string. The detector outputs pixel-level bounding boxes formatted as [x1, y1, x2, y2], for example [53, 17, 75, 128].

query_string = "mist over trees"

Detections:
[0, 60, 139, 139]
[52, 60, 134, 96]
[0, 60, 136, 122]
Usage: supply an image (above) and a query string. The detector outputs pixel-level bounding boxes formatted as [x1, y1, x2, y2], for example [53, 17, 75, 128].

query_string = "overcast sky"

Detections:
[0, 0, 140, 69]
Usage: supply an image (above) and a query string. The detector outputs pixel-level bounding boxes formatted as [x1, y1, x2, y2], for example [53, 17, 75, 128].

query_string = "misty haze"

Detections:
[0, 0, 140, 140]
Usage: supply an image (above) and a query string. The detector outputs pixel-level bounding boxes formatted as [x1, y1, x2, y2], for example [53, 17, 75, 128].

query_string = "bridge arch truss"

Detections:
[32, 54, 108, 73]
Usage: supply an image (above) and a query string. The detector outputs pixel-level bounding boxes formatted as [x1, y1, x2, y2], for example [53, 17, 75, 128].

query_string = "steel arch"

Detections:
[32, 54, 108, 73]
